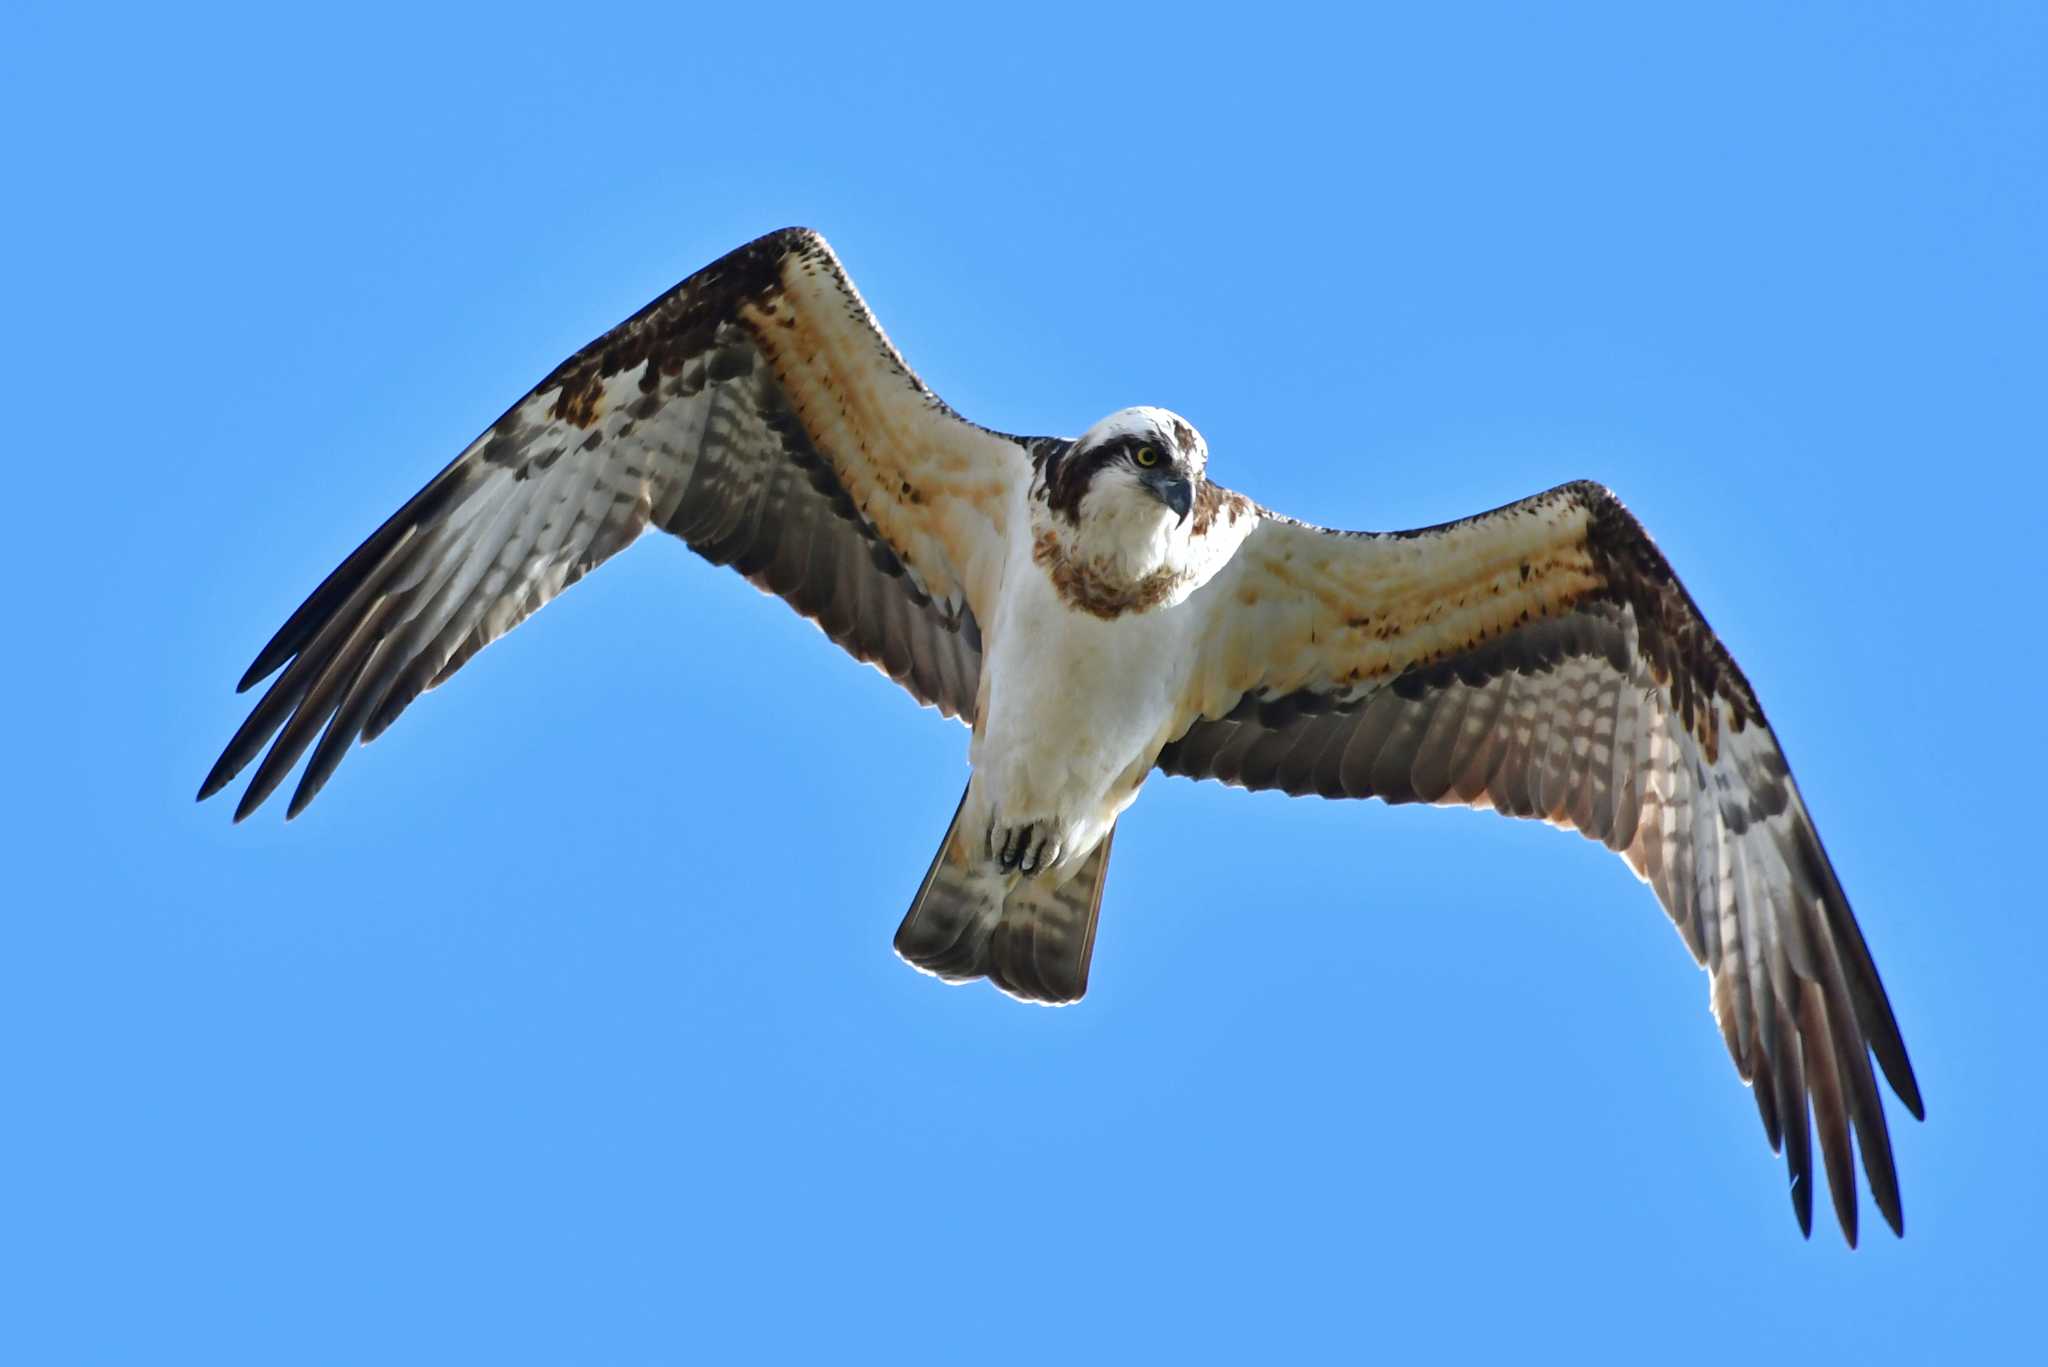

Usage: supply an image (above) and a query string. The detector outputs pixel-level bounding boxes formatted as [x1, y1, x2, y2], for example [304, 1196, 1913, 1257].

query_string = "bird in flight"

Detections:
[201, 227, 1921, 1243]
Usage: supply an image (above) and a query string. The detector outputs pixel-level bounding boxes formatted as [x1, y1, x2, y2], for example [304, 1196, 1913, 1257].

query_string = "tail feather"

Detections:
[986, 828, 1113, 1004]
[893, 791, 1002, 983]
[893, 787, 1116, 1005]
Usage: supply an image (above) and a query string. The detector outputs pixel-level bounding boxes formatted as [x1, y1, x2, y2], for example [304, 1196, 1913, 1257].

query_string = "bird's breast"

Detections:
[971, 556, 1195, 825]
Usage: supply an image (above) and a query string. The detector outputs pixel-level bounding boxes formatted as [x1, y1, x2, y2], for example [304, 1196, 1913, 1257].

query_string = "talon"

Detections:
[989, 818, 1067, 876]
[1020, 830, 1060, 877]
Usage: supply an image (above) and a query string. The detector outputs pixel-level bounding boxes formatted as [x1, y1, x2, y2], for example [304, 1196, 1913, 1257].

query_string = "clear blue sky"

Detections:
[7, 2, 2042, 1361]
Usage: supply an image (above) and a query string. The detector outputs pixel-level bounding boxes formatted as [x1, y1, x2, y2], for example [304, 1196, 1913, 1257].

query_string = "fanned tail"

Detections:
[986, 828, 1114, 1004]
[893, 787, 1116, 1005]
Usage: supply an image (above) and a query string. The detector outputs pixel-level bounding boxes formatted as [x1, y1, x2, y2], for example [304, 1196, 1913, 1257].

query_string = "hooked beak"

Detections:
[1147, 472, 1195, 526]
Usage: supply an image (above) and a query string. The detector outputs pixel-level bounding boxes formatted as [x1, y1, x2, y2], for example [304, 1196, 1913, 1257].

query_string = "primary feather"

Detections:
[202, 227, 1921, 1243]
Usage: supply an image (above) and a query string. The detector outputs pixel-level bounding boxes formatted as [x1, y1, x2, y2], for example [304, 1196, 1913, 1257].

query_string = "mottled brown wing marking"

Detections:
[1190, 482, 1252, 537]
[733, 245, 1023, 625]
[202, 228, 1033, 820]
[1162, 480, 1920, 1243]
[538, 232, 791, 432]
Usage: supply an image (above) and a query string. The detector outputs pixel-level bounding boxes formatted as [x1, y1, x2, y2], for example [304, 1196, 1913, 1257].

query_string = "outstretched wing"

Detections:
[201, 228, 1031, 820]
[1163, 480, 1922, 1243]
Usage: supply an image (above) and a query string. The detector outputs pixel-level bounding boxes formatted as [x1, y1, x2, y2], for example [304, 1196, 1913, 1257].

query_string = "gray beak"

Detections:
[1148, 472, 1195, 525]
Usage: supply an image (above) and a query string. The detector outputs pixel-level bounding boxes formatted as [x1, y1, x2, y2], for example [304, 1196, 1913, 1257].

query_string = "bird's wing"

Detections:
[1163, 479, 1921, 1243]
[202, 228, 1033, 819]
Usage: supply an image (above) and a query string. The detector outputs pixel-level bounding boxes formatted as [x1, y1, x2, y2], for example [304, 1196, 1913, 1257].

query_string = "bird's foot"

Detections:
[988, 817, 1062, 877]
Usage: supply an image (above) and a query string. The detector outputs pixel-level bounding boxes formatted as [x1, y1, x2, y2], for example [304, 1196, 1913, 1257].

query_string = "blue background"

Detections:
[8, 2, 2043, 1361]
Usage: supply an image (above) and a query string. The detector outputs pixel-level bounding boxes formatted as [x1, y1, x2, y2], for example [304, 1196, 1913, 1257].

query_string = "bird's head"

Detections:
[1044, 406, 1208, 532]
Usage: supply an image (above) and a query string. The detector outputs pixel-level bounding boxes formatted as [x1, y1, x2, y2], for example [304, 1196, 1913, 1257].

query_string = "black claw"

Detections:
[1020, 829, 1059, 877]
[993, 820, 1063, 875]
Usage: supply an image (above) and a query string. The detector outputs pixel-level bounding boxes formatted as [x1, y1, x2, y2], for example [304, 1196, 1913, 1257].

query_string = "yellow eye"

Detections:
[1134, 445, 1160, 468]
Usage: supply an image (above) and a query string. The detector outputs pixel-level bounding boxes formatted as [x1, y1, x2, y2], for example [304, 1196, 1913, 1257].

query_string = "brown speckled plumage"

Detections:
[199, 229, 1027, 820]
[1157, 479, 1918, 1241]
[201, 227, 1919, 1245]
[1190, 481, 1251, 537]
[1031, 528, 1190, 620]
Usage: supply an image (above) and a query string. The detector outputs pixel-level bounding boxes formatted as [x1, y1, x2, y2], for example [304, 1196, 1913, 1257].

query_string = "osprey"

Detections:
[201, 227, 1921, 1244]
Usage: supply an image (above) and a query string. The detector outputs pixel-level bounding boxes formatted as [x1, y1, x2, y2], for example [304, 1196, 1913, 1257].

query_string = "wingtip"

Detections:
[1825, 1160, 1859, 1249]
[1869, 1035, 1926, 1123]
[196, 760, 236, 804]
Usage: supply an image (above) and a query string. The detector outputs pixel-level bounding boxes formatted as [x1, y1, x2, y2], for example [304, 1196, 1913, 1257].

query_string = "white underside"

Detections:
[965, 486, 1253, 882]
